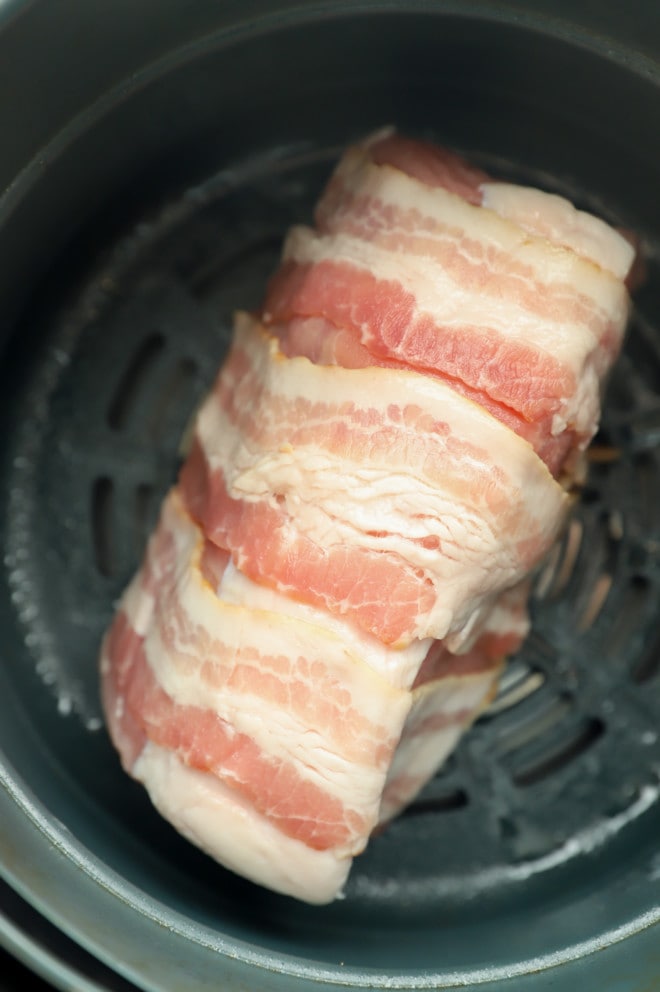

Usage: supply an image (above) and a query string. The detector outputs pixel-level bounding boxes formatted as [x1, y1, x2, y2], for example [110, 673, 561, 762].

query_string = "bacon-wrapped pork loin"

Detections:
[101, 131, 634, 903]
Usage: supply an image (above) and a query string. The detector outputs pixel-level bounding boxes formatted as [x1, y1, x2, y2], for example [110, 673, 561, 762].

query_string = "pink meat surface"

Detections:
[101, 130, 633, 903]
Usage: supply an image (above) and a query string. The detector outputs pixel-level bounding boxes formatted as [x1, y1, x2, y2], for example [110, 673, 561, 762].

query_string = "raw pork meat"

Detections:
[101, 130, 633, 903]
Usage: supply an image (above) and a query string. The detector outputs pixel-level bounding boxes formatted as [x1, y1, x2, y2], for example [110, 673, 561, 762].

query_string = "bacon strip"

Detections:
[263, 136, 630, 462]
[270, 315, 573, 475]
[265, 234, 626, 457]
[479, 183, 635, 280]
[362, 129, 633, 279]
[180, 314, 568, 645]
[102, 489, 412, 835]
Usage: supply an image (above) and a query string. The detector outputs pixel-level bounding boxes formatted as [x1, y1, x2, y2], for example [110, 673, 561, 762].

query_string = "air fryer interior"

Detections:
[1, 6, 659, 991]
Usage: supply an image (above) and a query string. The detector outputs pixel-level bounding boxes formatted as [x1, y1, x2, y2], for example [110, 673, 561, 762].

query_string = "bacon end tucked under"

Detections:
[132, 744, 353, 905]
[378, 660, 502, 826]
[378, 580, 530, 824]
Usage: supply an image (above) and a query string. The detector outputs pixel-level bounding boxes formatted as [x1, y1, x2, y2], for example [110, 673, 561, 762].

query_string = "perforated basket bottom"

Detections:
[2, 142, 660, 925]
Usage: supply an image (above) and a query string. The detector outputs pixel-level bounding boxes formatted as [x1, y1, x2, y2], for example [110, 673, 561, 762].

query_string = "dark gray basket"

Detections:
[1, 3, 658, 989]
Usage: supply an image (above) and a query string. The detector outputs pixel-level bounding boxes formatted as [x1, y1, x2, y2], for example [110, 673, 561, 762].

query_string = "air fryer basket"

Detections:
[1, 3, 659, 990]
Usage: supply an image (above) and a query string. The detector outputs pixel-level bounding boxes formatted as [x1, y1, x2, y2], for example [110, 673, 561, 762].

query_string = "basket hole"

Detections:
[498, 815, 519, 840]
[91, 476, 115, 578]
[403, 788, 469, 817]
[534, 543, 561, 600]
[599, 574, 652, 669]
[107, 333, 166, 430]
[578, 485, 601, 505]
[632, 604, 660, 683]
[486, 663, 545, 716]
[585, 441, 622, 467]
[634, 453, 660, 535]
[495, 693, 573, 757]
[539, 518, 582, 600]
[576, 572, 613, 632]
[630, 572, 651, 593]
[147, 356, 198, 443]
[512, 718, 605, 788]
[624, 407, 660, 453]
[607, 510, 624, 542]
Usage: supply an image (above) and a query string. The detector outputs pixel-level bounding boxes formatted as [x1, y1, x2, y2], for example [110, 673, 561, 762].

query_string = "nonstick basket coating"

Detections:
[1, 3, 659, 990]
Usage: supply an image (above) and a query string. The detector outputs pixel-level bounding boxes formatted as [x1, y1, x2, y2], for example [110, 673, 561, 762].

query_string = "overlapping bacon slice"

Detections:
[179, 314, 568, 647]
[101, 130, 634, 903]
